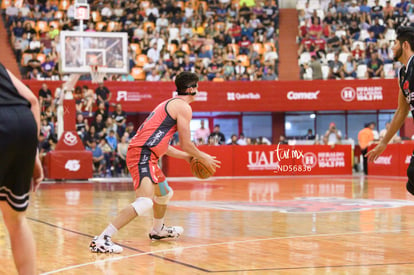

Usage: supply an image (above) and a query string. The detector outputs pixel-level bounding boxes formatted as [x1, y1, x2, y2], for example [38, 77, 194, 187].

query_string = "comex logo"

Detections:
[65, 160, 80, 171]
[302, 152, 317, 168]
[63, 132, 78, 146]
[287, 91, 320, 100]
[341, 87, 356, 102]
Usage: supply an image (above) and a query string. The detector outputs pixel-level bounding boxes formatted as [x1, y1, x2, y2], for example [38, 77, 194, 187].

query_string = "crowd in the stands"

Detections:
[297, 0, 407, 80]
[3, 0, 279, 81]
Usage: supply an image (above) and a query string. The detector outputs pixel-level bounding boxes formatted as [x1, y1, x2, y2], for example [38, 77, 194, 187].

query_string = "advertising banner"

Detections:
[368, 143, 414, 177]
[163, 145, 353, 177]
[44, 150, 92, 179]
[24, 79, 398, 112]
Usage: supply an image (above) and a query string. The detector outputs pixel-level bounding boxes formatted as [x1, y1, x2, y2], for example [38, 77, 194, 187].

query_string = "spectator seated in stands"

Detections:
[343, 55, 357, 79]
[368, 17, 386, 38]
[328, 53, 345, 80]
[38, 83, 52, 111]
[40, 55, 55, 78]
[262, 67, 278, 80]
[366, 52, 384, 78]
[370, 0, 384, 20]
[88, 139, 105, 177]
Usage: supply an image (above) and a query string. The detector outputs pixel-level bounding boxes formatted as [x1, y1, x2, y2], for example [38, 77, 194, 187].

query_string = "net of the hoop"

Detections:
[89, 65, 107, 83]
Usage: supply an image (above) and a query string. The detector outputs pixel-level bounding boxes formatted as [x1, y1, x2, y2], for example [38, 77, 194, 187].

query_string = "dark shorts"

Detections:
[0, 105, 37, 211]
[126, 147, 166, 189]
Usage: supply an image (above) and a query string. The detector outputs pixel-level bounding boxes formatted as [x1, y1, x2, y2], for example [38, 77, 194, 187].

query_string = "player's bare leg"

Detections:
[90, 177, 154, 253]
[0, 202, 36, 275]
[149, 181, 183, 240]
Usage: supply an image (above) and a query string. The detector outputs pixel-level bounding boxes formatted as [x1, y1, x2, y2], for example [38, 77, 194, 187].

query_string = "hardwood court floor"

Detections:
[2, 175, 414, 275]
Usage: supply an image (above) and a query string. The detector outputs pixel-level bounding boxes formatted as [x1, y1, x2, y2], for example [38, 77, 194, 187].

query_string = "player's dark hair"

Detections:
[396, 26, 414, 51]
[175, 71, 199, 95]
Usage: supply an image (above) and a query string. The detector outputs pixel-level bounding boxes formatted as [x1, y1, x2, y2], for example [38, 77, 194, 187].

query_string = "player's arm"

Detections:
[174, 101, 220, 172]
[176, 102, 207, 159]
[166, 145, 192, 163]
[367, 87, 409, 162]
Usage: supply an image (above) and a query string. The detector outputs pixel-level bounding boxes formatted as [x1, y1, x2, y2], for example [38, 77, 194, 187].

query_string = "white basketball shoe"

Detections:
[149, 224, 184, 240]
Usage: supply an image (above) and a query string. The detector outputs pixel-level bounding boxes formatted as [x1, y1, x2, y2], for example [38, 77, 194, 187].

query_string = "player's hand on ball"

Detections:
[200, 153, 221, 174]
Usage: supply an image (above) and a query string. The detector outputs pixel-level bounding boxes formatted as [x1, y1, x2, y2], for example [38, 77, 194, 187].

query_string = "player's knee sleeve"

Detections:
[154, 180, 173, 205]
[407, 159, 414, 195]
[131, 197, 153, 216]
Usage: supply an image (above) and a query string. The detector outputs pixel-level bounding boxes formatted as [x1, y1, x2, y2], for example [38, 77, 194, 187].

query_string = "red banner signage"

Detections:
[163, 144, 352, 177]
[24, 79, 398, 113]
[43, 150, 92, 179]
[368, 143, 413, 177]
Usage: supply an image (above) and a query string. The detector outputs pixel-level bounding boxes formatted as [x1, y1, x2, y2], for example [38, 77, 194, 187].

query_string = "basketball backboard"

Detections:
[60, 31, 129, 74]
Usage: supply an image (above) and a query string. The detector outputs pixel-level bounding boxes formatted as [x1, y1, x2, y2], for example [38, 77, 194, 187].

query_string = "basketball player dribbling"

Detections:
[367, 27, 414, 195]
[90, 71, 221, 253]
[0, 62, 44, 274]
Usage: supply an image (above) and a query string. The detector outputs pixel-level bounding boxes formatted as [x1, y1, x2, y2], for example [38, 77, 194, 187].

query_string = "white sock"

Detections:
[153, 218, 164, 232]
[98, 223, 118, 240]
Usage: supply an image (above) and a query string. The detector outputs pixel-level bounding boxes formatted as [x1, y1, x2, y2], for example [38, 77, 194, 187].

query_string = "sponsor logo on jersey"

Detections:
[403, 80, 409, 90]
[227, 92, 261, 101]
[65, 160, 80, 171]
[63, 132, 78, 146]
[148, 130, 165, 146]
[287, 90, 320, 100]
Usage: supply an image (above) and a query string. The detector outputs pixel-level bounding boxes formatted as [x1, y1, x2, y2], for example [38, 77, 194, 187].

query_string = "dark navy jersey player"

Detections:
[368, 27, 414, 195]
[0, 62, 43, 274]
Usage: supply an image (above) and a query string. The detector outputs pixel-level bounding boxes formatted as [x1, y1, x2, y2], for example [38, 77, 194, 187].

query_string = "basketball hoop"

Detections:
[89, 65, 107, 83]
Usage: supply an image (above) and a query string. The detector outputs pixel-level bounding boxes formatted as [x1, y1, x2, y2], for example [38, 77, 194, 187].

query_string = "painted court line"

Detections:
[40, 228, 413, 274]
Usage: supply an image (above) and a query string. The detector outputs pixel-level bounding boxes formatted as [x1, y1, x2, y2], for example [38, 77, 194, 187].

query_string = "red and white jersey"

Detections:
[128, 98, 179, 157]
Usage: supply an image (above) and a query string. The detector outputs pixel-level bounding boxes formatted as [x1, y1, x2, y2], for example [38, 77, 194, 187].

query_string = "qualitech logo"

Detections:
[374, 156, 392, 165]
[227, 92, 261, 101]
[287, 91, 320, 100]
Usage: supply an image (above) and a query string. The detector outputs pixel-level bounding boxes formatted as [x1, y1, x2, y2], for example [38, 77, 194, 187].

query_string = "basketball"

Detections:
[190, 158, 214, 179]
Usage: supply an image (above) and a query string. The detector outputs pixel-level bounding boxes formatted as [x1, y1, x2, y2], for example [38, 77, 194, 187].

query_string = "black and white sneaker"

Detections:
[89, 235, 123, 253]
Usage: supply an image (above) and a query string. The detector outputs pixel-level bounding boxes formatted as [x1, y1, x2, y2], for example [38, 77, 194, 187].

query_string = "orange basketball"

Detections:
[190, 158, 214, 179]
